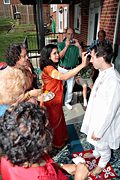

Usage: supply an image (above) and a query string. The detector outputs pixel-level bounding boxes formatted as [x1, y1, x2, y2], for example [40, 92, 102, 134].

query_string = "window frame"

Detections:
[64, 7, 68, 30]
[3, 0, 10, 4]
[74, 3, 81, 34]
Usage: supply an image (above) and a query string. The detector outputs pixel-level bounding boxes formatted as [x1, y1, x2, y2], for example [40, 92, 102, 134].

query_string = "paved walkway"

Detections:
[63, 102, 85, 125]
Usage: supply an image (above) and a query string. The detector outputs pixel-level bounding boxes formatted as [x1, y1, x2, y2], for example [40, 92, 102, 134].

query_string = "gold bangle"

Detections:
[26, 92, 31, 99]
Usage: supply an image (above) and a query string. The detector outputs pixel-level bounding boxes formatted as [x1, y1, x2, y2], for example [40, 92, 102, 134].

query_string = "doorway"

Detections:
[87, 0, 100, 45]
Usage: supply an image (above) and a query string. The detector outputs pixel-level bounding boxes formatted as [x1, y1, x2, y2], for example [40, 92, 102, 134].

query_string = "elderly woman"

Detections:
[0, 43, 41, 116]
[0, 102, 77, 180]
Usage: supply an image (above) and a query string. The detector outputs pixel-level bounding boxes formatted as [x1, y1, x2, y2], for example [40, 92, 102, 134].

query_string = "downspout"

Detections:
[33, 3, 39, 51]
[36, 0, 45, 52]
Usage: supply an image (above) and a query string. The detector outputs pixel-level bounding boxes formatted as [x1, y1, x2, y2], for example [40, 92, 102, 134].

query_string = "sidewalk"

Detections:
[63, 103, 85, 125]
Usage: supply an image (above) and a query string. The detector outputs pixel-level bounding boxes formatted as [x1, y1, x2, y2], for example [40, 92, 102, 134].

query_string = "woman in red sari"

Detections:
[40, 44, 87, 149]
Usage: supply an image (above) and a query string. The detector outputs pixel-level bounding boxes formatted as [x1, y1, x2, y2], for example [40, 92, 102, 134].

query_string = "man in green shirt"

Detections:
[58, 28, 82, 110]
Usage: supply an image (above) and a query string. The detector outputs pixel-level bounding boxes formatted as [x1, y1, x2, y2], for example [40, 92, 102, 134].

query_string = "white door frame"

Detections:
[87, 0, 101, 45]
[114, 0, 120, 72]
[58, 10, 63, 33]
[113, 0, 120, 51]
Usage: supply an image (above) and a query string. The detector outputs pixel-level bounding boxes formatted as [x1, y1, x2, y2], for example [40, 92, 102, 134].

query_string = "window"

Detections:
[53, 4, 57, 12]
[64, 7, 68, 29]
[58, 11, 63, 32]
[74, 4, 81, 34]
[3, 0, 10, 4]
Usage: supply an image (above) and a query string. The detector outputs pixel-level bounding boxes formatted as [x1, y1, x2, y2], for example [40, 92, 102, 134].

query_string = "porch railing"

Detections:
[24, 32, 66, 85]
[24, 32, 66, 68]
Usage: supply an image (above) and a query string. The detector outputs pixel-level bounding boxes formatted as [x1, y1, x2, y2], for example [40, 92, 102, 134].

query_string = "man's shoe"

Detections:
[65, 103, 72, 110]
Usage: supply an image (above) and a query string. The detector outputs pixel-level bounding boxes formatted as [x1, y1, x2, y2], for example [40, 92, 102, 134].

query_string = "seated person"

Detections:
[75, 55, 94, 107]
[0, 102, 77, 180]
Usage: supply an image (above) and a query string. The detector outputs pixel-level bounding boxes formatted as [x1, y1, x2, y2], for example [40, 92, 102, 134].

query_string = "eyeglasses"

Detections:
[20, 54, 28, 58]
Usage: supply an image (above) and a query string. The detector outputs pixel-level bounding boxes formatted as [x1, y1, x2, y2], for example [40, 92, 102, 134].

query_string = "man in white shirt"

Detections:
[81, 44, 120, 176]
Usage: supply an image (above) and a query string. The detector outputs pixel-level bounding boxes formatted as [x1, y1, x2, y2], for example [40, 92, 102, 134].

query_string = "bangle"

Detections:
[26, 92, 31, 99]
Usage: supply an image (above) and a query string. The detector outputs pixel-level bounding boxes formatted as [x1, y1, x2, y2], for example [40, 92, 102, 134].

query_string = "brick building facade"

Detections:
[100, 0, 119, 43]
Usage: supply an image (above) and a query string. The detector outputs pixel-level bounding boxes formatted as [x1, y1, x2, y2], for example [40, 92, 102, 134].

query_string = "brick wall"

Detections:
[12, 0, 20, 4]
[99, 0, 119, 43]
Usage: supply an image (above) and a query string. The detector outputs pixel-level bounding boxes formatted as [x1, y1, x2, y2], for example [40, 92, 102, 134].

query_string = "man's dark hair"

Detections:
[5, 43, 26, 66]
[0, 102, 53, 166]
[92, 44, 113, 64]
[98, 30, 106, 38]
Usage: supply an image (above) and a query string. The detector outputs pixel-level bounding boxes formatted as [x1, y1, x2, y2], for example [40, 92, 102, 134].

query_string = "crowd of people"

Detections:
[0, 28, 120, 180]
[0, 102, 89, 180]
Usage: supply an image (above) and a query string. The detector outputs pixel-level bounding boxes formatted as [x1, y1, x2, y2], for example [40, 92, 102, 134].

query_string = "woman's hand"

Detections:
[81, 52, 88, 68]
[29, 89, 41, 97]
[74, 163, 89, 180]
[37, 94, 44, 106]
[13, 89, 41, 106]
[60, 164, 76, 175]
[29, 89, 44, 105]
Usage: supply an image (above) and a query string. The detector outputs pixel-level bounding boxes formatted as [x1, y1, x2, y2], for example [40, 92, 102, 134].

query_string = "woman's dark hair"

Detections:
[5, 43, 26, 66]
[92, 44, 113, 64]
[0, 102, 53, 166]
[40, 44, 58, 70]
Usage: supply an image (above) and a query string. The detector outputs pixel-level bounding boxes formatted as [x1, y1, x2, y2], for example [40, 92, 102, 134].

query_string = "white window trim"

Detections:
[64, 7, 68, 30]
[52, 4, 57, 12]
[58, 10, 63, 33]
[3, 0, 10, 4]
[74, 3, 81, 34]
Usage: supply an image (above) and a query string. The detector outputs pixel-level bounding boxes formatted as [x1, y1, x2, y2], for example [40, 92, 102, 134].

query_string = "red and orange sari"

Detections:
[41, 66, 68, 149]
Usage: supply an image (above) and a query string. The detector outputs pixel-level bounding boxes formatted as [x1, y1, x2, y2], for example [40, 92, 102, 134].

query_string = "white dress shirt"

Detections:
[81, 65, 120, 149]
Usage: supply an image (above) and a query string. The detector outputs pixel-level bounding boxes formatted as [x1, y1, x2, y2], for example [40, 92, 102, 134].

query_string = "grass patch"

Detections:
[0, 17, 16, 33]
[0, 32, 36, 62]
[0, 17, 16, 26]
[0, 18, 36, 62]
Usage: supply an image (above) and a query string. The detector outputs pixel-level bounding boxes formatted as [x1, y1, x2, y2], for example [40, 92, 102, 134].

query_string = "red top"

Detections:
[0, 154, 68, 180]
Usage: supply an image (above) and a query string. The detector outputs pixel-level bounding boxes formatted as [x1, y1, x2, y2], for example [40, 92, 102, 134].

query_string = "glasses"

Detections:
[67, 33, 73, 35]
[20, 54, 28, 58]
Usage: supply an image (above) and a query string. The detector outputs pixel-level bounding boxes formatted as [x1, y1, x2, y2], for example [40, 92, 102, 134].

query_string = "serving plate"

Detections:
[37, 92, 55, 102]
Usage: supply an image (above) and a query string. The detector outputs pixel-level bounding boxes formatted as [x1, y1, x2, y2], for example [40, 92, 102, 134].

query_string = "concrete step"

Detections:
[63, 103, 85, 125]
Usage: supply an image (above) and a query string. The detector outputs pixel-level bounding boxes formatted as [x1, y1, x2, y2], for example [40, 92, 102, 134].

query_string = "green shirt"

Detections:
[52, 20, 56, 33]
[58, 40, 79, 68]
